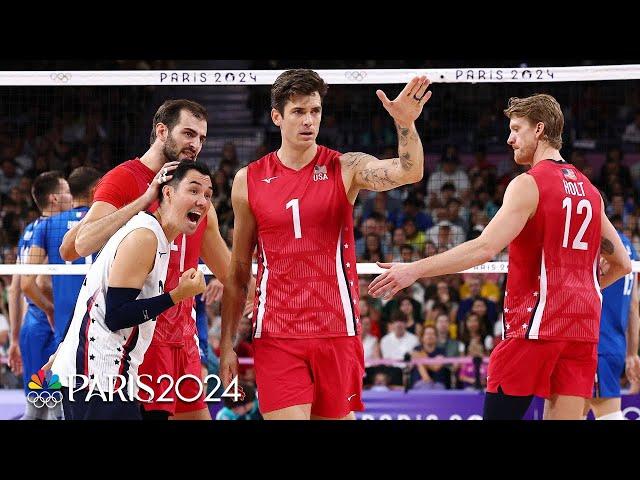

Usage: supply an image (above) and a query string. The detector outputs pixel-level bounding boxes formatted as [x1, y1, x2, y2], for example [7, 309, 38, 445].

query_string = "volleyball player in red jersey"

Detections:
[59, 100, 237, 420]
[221, 69, 432, 420]
[369, 94, 632, 420]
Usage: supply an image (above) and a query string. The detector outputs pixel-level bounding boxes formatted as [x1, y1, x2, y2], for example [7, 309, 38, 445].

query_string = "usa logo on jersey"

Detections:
[561, 168, 577, 181]
[313, 165, 329, 182]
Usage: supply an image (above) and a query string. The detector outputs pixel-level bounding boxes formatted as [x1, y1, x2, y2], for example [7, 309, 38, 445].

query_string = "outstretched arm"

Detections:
[220, 167, 257, 388]
[369, 173, 538, 299]
[341, 76, 431, 199]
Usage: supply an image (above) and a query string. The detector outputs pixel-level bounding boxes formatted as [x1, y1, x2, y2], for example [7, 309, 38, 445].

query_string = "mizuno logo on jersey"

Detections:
[158, 251, 167, 258]
[262, 176, 278, 184]
[313, 165, 328, 181]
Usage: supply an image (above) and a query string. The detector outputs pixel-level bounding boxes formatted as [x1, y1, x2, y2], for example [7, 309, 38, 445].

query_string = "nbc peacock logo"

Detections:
[26, 369, 63, 409]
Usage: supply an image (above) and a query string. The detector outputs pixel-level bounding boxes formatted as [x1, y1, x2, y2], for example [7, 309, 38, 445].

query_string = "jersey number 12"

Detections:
[562, 197, 592, 251]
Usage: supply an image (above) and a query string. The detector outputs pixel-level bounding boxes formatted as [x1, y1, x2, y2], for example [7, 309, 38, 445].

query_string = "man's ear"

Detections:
[271, 108, 282, 127]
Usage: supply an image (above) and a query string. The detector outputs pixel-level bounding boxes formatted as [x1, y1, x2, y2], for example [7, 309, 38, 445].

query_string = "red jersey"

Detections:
[503, 159, 602, 342]
[93, 158, 207, 346]
[247, 145, 360, 339]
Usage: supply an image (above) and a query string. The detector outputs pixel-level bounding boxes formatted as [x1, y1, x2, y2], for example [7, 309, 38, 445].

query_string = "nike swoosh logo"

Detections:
[348, 394, 357, 401]
[262, 176, 278, 184]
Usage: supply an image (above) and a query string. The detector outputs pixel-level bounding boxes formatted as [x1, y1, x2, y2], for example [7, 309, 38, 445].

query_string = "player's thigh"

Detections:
[589, 397, 622, 419]
[263, 404, 312, 420]
[550, 341, 598, 398]
[311, 411, 356, 420]
[253, 337, 314, 415]
[309, 336, 365, 419]
[543, 394, 585, 420]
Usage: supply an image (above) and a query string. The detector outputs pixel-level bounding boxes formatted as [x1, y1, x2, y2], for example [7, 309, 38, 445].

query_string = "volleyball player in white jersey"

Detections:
[51, 161, 211, 420]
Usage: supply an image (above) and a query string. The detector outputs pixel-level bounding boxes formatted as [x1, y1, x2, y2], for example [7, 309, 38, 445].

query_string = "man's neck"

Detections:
[154, 210, 179, 243]
[140, 147, 166, 173]
[531, 143, 563, 168]
[277, 143, 318, 171]
[73, 199, 90, 209]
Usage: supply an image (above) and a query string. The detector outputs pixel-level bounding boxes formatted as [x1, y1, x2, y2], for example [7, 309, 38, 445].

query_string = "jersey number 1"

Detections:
[286, 198, 302, 239]
[562, 197, 592, 250]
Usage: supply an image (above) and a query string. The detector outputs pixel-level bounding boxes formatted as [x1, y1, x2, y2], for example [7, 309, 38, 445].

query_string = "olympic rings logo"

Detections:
[344, 71, 367, 82]
[26, 390, 63, 409]
[50, 72, 71, 83]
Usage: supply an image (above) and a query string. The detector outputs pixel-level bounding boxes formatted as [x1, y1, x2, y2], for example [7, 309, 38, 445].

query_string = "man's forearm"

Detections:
[76, 196, 148, 257]
[221, 281, 250, 348]
[395, 122, 423, 185]
[21, 278, 53, 318]
[60, 222, 82, 261]
[600, 264, 630, 290]
[8, 276, 23, 343]
[414, 237, 494, 280]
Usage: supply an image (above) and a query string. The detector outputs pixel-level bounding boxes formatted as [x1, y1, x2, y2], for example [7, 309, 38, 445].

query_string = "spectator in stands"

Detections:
[410, 325, 449, 389]
[387, 227, 407, 262]
[456, 275, 498, 328]
[426, 145, 470, 202]
[380, 312, 419, 387]
[622, 111, 640, 144]
[459, 312, 493, 354]
[403, 217, 427, 254]
[361, 233, 385, 263]
[457, 337, 488, 390]
[0, 159, 22, 195]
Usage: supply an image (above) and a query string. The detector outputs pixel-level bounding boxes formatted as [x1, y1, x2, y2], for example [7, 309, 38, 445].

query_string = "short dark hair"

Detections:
[68, 166, 102, 198]
[158, 161, 213, 203]
[149, 99, 208, 146]
[31, 171, 64, 211]
[271, 69, 328, 115]
[400, 243, 414, 253]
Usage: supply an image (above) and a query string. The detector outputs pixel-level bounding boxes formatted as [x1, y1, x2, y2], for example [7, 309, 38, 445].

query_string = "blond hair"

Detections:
[504, 94, 564, 149]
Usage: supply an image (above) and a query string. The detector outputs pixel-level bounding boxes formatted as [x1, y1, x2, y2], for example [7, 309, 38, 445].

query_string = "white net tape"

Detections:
[1, 64, 639, 86]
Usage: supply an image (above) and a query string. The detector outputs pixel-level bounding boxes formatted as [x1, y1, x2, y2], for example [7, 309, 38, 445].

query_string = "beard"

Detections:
[162, 132, 194, 163]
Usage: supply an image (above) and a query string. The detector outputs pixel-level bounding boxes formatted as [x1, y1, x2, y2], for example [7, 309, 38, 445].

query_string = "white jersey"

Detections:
[52, 212, 170, 395]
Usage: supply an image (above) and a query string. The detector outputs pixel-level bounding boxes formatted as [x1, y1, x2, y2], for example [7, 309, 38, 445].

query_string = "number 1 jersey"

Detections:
[247, 145, 360, 338]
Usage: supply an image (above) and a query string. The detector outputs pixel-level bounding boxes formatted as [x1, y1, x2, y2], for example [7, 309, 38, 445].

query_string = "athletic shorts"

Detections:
[20, 310, 56, 395]
[253, 335, 365, 418]
[486, 337, 597, 399]
[593, 353, 625, 398]
[138, 335, 206, 416]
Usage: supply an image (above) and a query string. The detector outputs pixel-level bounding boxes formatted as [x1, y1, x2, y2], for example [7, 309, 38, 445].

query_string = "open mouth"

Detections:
[187, 211, 202, 223]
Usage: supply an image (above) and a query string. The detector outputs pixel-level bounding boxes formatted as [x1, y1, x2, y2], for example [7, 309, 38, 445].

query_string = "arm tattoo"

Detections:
[601, 237, 614, 255]
[400, 152, 413, 170]
[396, 123, 410, 147]
[343, 152, 369, 169]
[360, 168, 398, 188]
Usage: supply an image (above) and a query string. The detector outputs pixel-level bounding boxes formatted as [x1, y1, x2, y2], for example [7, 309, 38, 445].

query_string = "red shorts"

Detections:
[253, 335, 365, 418]
[486, 338, 597, 399]
[138, 337, 206, 415]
